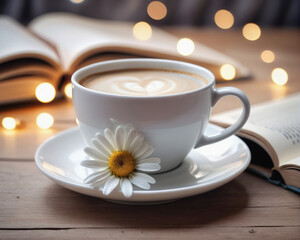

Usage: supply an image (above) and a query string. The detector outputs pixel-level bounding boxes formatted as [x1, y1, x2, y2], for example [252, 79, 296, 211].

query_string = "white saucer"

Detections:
[35, 124, 250, 204]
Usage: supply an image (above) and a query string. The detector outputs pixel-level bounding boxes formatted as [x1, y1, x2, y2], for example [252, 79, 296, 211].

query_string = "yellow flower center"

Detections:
[108, 151, 135, 177]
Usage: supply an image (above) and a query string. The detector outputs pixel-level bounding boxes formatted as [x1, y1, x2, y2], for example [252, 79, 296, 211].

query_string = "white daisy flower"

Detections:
[81, 119, 161, 198]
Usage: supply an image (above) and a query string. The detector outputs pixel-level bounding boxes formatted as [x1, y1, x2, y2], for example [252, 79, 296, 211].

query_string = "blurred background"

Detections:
[1, 0, 300, 27]
[0, 1, 299, 135]
[0, 0, 299, 113]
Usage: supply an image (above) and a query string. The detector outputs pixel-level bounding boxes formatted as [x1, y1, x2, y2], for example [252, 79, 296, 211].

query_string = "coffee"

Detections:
[72, 59, 250, 173]
[80, 69, 207, 96]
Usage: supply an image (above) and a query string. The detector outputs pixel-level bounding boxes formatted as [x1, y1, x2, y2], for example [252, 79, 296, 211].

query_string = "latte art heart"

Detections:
[115, 76, 177, 95]
[81, 69, 206, 96]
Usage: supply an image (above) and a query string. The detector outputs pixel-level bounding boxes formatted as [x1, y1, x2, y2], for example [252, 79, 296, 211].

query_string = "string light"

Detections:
[176, 38, 195, 56]
[220, 64, 236, 80]
[36, 113, 54, 129]
[147, 1, 167, 20]
[1, 117, 19, 130]
[214, 9, 234, 29]
[35, 83, 56, 103]
[261, 50, 275, 63]
[64, 83, 72, 99]
[133, 21, 152, 41]
[242, 23, 261, 41]
[271, 68, 288, 86]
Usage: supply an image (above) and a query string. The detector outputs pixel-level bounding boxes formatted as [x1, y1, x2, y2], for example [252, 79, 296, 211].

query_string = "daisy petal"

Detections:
[133, 142, 149, 159]
[84, 147, 109, 161]
[96, 133, 114, 153]
[91, 138, 111, 157]
[136, 163, 161, 172]
[103, 175, 120, 195]
[120, 178, 133, 198]
[129, 173, 150, 189]
[104, 128, 117, 149]
[109, 118, 119, 132]
[129, 134, 144, 154]
[123, 128, 137, 150]
[115, 126, 125, 150]
[81, 160, 108, 169]
[137, 157, 161, 164]
[136, 145, 154, 161]
[132, 172, 156, 184]
[110, 118, 133, 132]
[90, 172, 111, 187]
[84, 169, 110, 184]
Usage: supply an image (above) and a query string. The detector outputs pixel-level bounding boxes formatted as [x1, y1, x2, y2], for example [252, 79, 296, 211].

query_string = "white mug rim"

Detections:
[71, 58, 215, 99]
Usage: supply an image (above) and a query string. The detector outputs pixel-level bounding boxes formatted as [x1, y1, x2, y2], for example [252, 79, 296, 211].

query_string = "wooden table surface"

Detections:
[0, 29, 299, 239]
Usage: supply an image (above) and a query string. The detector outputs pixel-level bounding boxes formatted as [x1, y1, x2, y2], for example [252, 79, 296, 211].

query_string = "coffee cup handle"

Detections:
[196, 87, 250, 147]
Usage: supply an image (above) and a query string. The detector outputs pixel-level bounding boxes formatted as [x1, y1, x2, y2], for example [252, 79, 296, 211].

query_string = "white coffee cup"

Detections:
[72, 59, 250, 173]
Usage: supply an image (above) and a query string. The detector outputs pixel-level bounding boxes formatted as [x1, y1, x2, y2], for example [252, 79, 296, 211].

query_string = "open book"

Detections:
[0, 12, 250, 105]
[211, 94, 300, 193]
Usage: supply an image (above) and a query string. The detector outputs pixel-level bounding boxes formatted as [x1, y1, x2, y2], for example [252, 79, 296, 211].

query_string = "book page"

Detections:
[28, 13, 250, 79]
[0, 76, 50, 104]
[0, 16, 60, 68]
[0, 59, 58, 81]
[282, 156, 300, 168]
[211, 94, 300, 168]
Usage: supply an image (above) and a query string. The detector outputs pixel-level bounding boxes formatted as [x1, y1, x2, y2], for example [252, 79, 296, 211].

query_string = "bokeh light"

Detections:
[133, 21, 152, 41]
[70, 0, 84, 4]
[220, 64, 236, 80]
[2, 117, 17, 130]
[35, 83, 56, 103]
[214, 9, 234, 29]
[271, 68, 288, 86]
[36, 113, 54, 129]
[242, 23, 261, 41]
[261, 50, 275, 63]
[147, 1, 167, 20]
[64, 83, 72, 99]
[176, 38, 195, 56]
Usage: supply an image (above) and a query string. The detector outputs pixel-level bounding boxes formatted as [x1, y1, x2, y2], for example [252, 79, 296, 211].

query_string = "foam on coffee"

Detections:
[81, 69, 207, 96]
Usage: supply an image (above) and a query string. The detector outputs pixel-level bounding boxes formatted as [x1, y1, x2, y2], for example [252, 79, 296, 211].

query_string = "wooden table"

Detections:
[0, 29, 299, 239]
